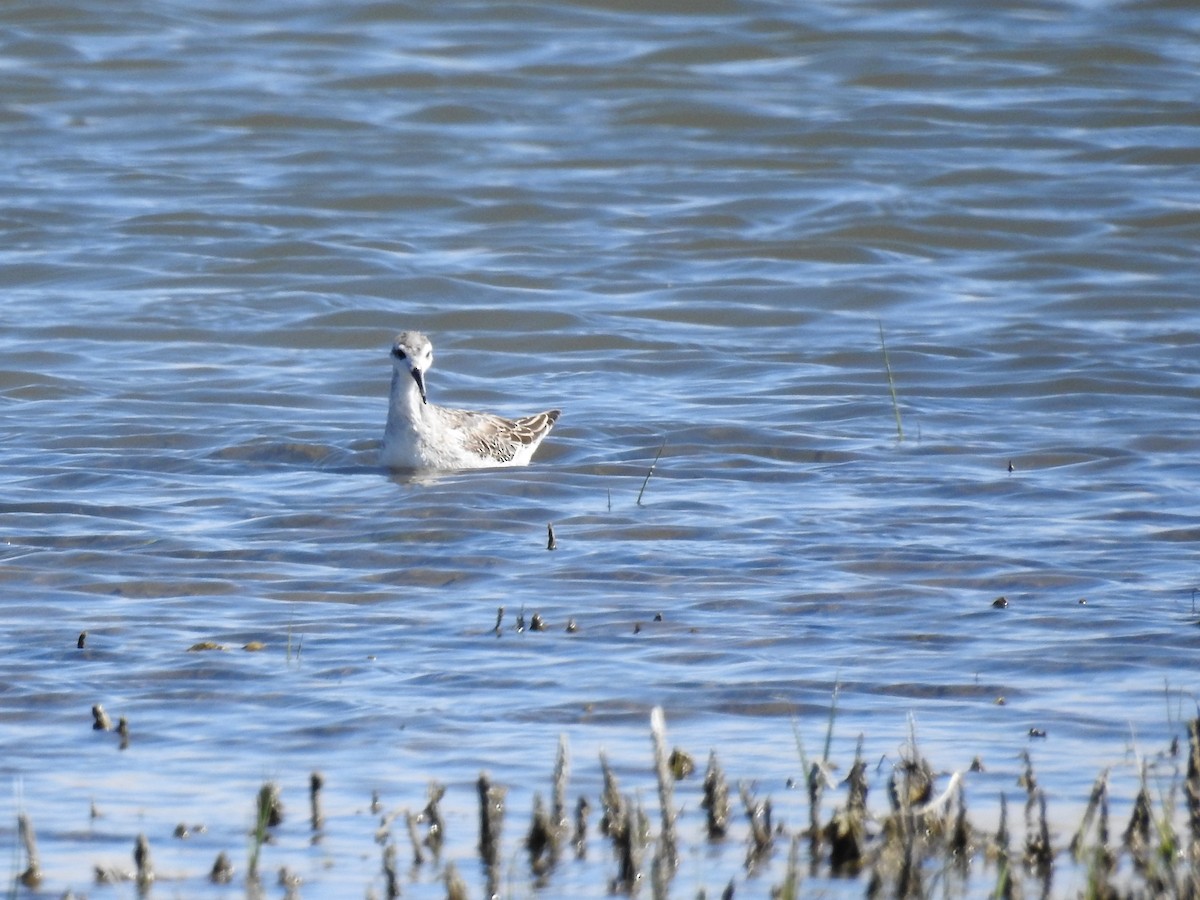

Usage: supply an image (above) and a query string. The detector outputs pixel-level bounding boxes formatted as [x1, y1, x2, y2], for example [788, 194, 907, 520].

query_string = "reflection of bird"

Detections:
[381, 331, 560, 470]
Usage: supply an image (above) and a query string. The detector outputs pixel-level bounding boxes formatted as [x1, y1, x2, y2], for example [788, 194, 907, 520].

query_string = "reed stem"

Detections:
[879, 321, 904, 441]
[636, 439, 667, 506]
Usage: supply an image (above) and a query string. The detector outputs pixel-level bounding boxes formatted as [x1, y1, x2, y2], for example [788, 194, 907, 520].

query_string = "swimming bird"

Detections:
[381, 331, 560, 470]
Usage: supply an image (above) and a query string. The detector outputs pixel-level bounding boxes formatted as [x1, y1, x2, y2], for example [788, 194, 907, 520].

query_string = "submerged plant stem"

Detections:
[636, 439, 666, 506]
[879, 321, 904, 442]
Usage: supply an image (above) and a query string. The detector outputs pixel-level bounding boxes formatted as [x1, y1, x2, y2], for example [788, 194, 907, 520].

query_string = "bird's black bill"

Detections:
[411, 368, 427, 404]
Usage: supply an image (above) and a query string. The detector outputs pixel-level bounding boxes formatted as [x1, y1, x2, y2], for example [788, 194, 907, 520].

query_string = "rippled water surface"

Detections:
[2, 0, 1199, 896]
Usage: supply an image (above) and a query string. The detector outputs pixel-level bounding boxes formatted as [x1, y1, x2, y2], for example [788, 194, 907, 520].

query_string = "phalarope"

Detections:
[381, 331, 560, 470]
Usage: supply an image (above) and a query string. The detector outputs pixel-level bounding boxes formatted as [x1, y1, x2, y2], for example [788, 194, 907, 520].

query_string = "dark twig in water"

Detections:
[309, 772, 324, 832]
[552, 734, 570, 844]
[876, 735, 940, 899]
[636, 439, 667, 506]
[249, 782, 282, 880]
[1019, 749, 1054, 878]
[598, 752, 625, 839]
[210, 851, 234, 884]
[404, 810, 424, 866]
[778, 835, 802, 900]
[1020, 752, 1053, 880]
[526, 793, 555, 876]
[422, 781, 445, 858]
[134, 833, 153, 887]
[825, 740, 868, 874]
[573, 796, 590, 858]
[547, 522, 557, 550]
[258, 782, 284, 828]
[278, 865, 301, 898]
[1073, 770, 1115, 895]
[444, 861, 468, 900]
[18, 813, 41, 888]
[994, 794, 1012, 900]
[702, 751, 730, 839]
[494, 606, 504, 635]
[1187, 718, 1200, 844]
[374, 805, 398, 845]
[799, 684, 841, 865]
[598, 750, 646, 889]
[477, 772, 506, 896]
[92, 704, 112, 731]
[1124, 761, 1155, 872]
[382, 842, 400, 900]
[650, 707, 678, 873]
[611, 797, 646, 891]
[1070, 769, 1109, 859]
[950, 774, 970, 867]
[822, 681, 841, 764]
[879, 321, 904, 441]
[740, 780, 774, 870]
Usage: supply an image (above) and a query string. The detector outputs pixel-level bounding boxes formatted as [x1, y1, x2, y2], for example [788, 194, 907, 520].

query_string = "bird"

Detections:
[381, 331, 560, 470]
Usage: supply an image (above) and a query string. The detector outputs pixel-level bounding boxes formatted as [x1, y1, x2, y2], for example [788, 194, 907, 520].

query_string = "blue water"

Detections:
[2, 0, 1199, 896]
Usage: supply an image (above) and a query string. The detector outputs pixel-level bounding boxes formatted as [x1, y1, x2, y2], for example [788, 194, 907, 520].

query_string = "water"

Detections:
[2, 0, 1199, 895]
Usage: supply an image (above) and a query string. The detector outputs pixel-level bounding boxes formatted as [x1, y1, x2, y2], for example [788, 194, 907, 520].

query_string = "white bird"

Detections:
[381, 331, 560, 470]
